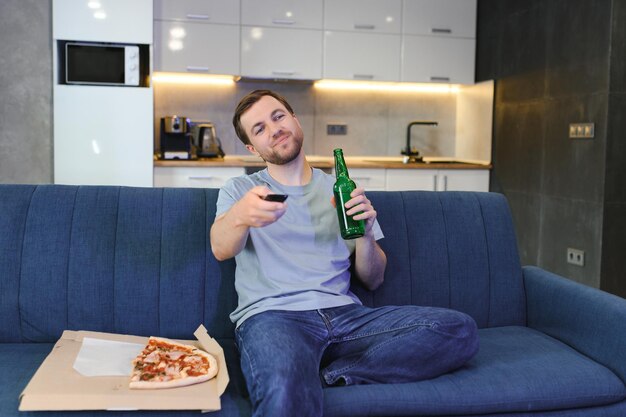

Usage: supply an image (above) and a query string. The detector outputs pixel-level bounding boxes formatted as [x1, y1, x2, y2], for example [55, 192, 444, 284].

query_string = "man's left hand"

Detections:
[331, 187, 377, 236]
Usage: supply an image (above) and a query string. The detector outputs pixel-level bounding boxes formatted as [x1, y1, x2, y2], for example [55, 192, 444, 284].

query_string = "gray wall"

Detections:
[477, 0, 626, 297]
[602, 0, 626, 297]
[0, 0, 53, 183]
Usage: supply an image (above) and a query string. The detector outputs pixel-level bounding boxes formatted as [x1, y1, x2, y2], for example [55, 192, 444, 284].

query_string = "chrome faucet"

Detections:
[402, 120, 438, 163]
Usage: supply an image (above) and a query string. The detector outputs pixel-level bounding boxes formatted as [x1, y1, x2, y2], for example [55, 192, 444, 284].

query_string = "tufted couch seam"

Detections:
[437, 193, 452, 310]
[398, 192, 412, 306]
[112, 187, 121, 333]
[475, 193, 493, 328]
[65, 186, 80, 333]
[17, 186, 37, 343]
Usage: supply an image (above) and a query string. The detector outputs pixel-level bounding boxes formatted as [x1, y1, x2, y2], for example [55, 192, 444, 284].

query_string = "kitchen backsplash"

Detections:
[154, 80, 464, 158]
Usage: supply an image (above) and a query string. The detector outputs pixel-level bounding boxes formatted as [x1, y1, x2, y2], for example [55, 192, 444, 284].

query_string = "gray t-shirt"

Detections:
[216, 168, 384, 327]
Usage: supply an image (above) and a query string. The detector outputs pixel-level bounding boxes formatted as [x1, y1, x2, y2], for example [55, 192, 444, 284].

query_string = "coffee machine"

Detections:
[159, 115, 195, 160]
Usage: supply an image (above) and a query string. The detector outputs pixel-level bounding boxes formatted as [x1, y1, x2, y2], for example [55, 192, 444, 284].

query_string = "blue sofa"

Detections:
[2, 184, 626, 416]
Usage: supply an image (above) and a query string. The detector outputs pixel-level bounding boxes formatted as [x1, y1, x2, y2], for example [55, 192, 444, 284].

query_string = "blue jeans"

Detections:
[235, 303, 479, 417]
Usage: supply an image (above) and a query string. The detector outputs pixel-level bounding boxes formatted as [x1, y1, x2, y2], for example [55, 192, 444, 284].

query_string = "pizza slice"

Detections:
[130, 336, 218, 389]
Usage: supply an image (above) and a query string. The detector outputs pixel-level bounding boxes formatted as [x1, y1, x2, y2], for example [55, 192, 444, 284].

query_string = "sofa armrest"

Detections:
[524, 265, 626, 383]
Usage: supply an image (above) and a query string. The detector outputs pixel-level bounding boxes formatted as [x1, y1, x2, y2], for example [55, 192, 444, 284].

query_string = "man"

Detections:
[210, 90, 478, 417]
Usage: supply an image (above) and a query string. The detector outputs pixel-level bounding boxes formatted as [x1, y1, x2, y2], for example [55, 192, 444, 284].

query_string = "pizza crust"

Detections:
[129, 336, 218, 390]
[129, 369, 215, 390]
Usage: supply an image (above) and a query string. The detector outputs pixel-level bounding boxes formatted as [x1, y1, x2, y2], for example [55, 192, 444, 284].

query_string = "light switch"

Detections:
[569, 125, 577, 137]
[569, 123, 594, 139]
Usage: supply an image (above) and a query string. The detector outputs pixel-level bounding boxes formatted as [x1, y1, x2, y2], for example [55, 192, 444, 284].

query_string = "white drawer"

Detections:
[154, 0, 240, 25]
[346, 168, 386, 191]
[154, 167, 245, 188]
[241, 0, 323, 29]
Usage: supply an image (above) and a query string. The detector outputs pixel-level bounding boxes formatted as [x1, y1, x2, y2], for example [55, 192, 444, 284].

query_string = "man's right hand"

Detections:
[232, 186, 288, 228]
[210, 186, 287, 261]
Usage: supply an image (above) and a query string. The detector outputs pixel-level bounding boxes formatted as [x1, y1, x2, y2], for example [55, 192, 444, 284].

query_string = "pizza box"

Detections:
[19, 325, 229, 412]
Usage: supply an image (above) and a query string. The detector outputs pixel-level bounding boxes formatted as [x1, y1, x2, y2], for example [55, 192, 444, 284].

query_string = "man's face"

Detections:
[240, 95, 304, 165]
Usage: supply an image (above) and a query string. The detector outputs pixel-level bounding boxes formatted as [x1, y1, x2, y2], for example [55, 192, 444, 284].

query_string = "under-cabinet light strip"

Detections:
[151, 72, 460, 93]
[314, 79, 460, 93]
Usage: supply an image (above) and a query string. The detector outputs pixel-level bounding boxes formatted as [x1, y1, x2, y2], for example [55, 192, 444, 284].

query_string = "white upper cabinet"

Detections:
[241, 0, 323, 29]
[324, 32, 400, 81]
[401, 0, 476, 84]
[403, 0, 477, 38]
[153, 0, 239, 24]
[322, 0, 402, 81]
[150, 0, 478, 84]
[153, 0, 239, 74]
[53, 0, 152, 43]
[240, 0, 323, 79]
[402, 36, 475, 84]
[241, 27, 323, 80]
[154, 21, 239, 74]
[324, 0, 402, 34]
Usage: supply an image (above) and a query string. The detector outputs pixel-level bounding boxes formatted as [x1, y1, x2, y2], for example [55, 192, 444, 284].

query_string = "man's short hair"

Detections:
[233, 90, 295, 145]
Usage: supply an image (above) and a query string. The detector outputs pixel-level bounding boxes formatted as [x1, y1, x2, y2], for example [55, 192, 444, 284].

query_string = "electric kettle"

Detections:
[193, 123, 224, 158]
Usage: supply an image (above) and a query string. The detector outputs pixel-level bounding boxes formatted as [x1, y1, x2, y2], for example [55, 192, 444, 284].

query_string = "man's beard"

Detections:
[258, 131, 304, 165]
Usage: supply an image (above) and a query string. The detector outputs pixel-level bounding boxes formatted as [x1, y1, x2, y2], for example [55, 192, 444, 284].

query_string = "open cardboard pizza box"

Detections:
[19, 325, 229, 412]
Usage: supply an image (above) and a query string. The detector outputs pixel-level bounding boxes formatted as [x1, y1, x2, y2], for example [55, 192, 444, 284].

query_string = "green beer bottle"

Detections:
[333, 148, 365, 240]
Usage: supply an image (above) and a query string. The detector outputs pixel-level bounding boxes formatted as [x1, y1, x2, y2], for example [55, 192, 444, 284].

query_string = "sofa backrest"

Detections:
[363, 191, 526, 328]
[0, 185, 525, 343]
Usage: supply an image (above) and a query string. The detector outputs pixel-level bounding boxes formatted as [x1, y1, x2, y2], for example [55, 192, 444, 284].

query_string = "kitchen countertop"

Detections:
[154, 155, 492, 170]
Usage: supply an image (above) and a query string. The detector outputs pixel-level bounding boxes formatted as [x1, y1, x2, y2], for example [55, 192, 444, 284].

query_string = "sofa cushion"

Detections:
[1, 339, 250, 417]
[323, 326, 626, 416]
[0, 343, 52, 416]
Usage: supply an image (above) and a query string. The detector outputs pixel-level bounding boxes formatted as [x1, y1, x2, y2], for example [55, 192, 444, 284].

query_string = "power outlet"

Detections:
[567, 248, 585, 266]
[327, 124, 348, 135]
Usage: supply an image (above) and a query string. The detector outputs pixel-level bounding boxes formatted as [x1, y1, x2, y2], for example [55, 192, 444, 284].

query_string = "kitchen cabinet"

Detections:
[441, 169, 489, 192]
[386, 169, 489, 191]
[241, 0, 323, 29]
[401, 36, 475, 84]
[402, 0, 477, 38]
[154, 167, 245, 188]
[153, 0, 239, 74]
[54, 86, 153, 187]
[53, 1, 153, 187]
[240, 0, 323, 80]
[155, 165, 489, 191]
[324, 0, 402, 34]
[386, 169, 438, 191]
[241, 26, 323, 80]
[347, 168, 387, 191]
[324, 32, 401, 81]
[150, 0, 479, 85]
[401, 0, 476, 84]
[53, 0, 152, 44]
[154, 20, 239, 74]
[323, 0, 401, 81]
[154, 0, 239, 24]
